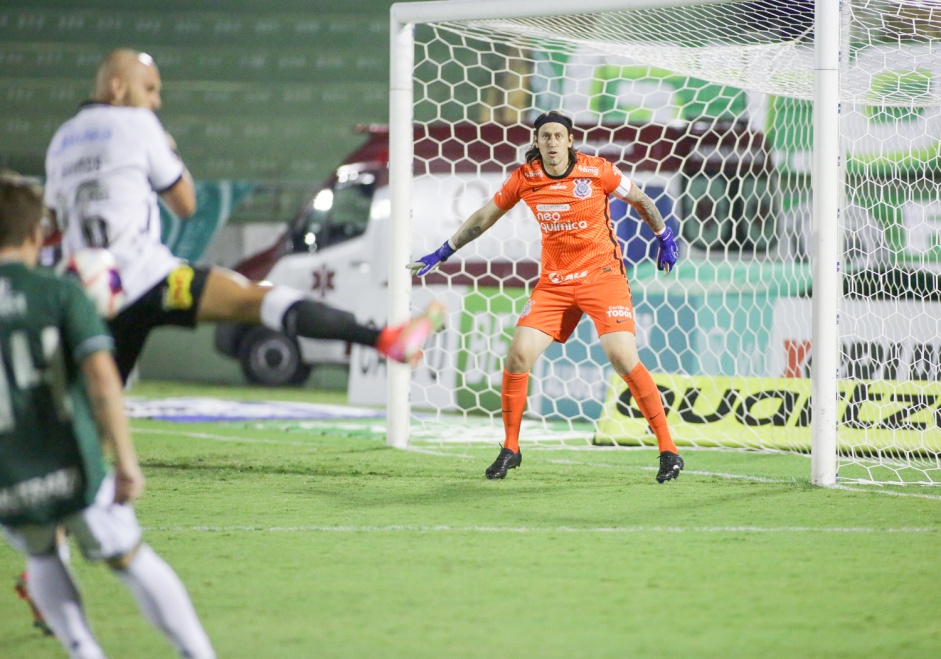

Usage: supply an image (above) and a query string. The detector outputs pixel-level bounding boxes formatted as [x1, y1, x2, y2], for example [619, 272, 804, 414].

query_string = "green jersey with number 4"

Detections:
[0, 261, 114, 526]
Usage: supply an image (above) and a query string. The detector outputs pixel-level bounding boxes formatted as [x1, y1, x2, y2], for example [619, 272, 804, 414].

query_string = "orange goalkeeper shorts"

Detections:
[516, 273, 636, 342]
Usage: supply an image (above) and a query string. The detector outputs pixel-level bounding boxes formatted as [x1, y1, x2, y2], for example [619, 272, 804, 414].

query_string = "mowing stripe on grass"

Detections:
[134, 429, 941, 501]
[145, 524, 938, 534]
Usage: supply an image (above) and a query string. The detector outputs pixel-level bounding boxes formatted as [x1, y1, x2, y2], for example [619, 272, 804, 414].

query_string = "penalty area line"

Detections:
[144, 524, 939, 534]
[413, 448, 941, 499]
[543, 458, 797, 484]
[834, 485, 941, 501]
[135, 427, 311, 447]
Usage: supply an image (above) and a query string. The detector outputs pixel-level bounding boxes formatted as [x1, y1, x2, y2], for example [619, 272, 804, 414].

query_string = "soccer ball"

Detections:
[58, 248, 126, 319]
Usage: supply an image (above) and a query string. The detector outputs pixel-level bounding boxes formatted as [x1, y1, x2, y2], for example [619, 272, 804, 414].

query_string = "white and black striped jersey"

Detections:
[45, 103, 184, 307]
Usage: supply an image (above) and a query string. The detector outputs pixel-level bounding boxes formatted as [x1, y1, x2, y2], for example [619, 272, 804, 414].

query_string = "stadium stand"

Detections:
[0, 1, 401, 219]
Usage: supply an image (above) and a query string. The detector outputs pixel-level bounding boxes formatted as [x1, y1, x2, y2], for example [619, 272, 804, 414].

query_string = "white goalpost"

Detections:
[387, 0, 941, 486]
[811, 0, 840, 485]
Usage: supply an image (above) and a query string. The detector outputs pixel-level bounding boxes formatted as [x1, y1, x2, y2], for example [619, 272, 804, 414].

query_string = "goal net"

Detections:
[387, 0, 941, 485]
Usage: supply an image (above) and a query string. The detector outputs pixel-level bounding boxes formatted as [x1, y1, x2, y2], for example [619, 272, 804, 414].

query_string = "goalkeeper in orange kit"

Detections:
[408, 110, 683, 483]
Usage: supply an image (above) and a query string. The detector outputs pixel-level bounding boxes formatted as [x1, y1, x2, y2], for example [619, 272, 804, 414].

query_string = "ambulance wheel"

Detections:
[238, 327, 311, 386]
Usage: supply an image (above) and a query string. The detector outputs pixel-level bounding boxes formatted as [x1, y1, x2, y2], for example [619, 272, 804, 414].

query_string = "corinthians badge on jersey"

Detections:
[572, 178, 591, 199]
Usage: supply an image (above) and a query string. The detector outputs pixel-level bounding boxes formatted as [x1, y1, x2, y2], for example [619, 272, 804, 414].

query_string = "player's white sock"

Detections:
[114, 544, 215, 659]
[27, 553, 105, 659]
[260, 285, 305, 331]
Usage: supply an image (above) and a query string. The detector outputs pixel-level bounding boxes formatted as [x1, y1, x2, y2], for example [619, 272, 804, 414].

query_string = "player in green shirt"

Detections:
[0, 174, 214, 658]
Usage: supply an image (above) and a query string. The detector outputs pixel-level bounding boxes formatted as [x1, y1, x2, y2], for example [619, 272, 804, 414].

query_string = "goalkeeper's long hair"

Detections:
[524, 110, 579, 166]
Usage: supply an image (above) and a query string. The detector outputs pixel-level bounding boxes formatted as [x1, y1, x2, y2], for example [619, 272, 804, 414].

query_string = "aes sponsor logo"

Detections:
[548, 271, 587, 284]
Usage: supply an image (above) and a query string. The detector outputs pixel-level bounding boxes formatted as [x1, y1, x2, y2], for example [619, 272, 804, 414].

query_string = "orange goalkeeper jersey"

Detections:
[493, 152, 632, 285]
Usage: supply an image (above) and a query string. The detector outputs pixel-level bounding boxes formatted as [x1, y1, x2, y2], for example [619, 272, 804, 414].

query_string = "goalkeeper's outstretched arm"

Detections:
[408, 199, 507, 276]
[451, 199, 506, 248]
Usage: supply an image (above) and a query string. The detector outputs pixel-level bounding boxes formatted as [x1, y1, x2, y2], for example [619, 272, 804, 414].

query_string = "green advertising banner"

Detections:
[455, 287, 531, 413]
[160, 181, 255, 261]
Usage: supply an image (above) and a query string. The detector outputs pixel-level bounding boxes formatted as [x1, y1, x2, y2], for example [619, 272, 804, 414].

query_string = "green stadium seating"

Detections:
[0, 2, 403, 216]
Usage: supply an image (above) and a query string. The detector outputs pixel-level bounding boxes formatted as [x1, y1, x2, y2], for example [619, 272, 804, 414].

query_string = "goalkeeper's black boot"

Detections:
[656, 451, 684, 483]
[485, 447, 522, 480]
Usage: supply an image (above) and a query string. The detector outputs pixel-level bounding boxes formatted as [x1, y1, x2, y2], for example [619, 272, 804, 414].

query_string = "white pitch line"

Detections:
[406, 446, 480, 459]
[542, 458, 797, 483]
[834, 485, 941, 501]
[414, 448, 941, 497]
[412, 449, 798, 484]
[144, 524, 938, 534]
[135, 427, 310, 446]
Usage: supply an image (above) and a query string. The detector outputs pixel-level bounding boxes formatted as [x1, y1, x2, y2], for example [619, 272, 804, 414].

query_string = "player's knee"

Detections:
[504, 350, 532, 373]
[260, 286, 306, 331]
[611, 353, 641, 377]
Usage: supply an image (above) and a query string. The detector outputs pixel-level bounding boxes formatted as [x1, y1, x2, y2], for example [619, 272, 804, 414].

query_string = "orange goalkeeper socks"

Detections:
[501, 370, 529, 453]
[623, 363, 677, 454]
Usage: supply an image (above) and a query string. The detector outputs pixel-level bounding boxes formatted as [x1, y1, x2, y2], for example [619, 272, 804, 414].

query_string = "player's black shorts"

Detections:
[107, 263, 211, 383]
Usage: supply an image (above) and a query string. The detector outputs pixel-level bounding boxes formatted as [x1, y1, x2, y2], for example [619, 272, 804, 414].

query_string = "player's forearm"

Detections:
[82, 352, 138, 472]
[162, 171, 196, 219]
[450, 202, 504, 249]
[629, 195, 666, 235]
[451, 221, 484, 250]
[162, 131, 196, 218]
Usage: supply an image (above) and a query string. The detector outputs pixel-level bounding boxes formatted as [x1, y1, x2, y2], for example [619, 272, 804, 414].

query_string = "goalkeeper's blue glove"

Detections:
[655, 226, 678, 274]
[407, 240, 456, 277]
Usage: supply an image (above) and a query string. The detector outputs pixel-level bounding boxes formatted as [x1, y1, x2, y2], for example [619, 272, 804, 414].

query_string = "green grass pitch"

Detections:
[2, 381, 940, 658]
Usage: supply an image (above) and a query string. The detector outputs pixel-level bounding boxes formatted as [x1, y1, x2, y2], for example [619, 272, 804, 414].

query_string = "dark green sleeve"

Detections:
[60, 278, 114, 362]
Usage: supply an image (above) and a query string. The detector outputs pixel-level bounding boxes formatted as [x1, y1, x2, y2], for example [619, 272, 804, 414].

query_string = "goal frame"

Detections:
[387, 0, 842, 487]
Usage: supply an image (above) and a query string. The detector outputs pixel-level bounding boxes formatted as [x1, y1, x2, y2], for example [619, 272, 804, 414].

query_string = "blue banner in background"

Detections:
[160, 181, 255, 261]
